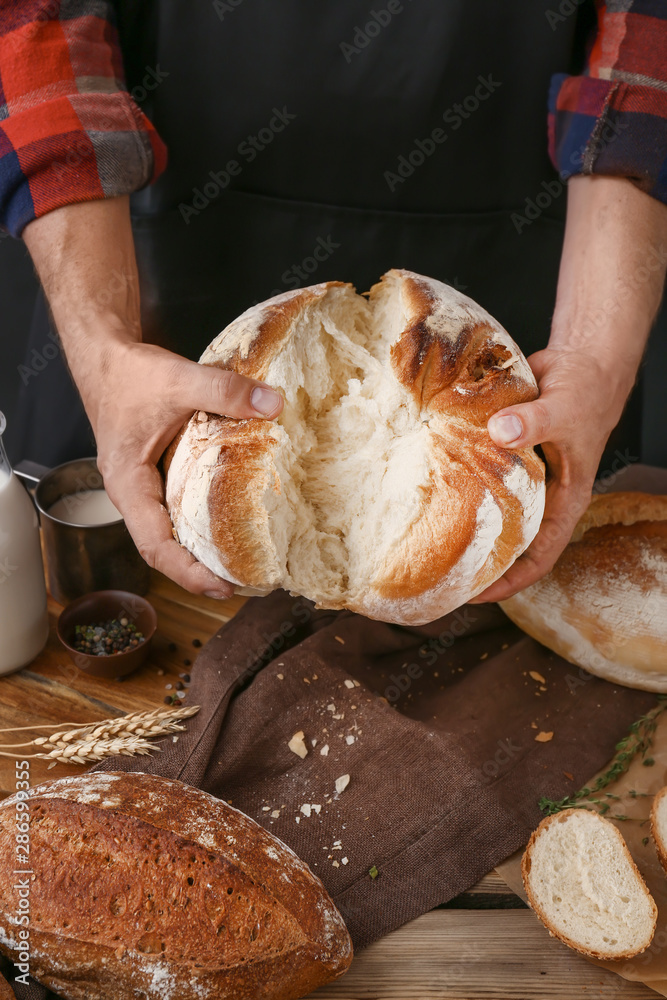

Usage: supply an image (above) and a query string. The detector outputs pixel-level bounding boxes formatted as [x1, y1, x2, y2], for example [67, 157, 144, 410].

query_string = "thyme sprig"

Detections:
[538, 697, 667, 818]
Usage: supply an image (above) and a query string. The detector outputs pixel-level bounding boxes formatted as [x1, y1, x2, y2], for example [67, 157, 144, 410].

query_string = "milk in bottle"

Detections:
[0, 412, 49, 674]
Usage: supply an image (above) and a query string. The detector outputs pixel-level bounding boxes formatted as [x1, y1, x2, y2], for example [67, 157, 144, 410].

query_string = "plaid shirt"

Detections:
[0, 1, 166, 236]
[549, 0, 667, 201]
[0, 2, 665, 238]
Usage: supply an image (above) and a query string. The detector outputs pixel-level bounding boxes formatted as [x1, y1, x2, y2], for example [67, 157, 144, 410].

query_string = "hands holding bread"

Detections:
[23, 177, 667, 615]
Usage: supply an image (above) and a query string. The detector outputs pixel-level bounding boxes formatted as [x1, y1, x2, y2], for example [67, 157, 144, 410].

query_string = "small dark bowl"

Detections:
[57, 590, 157, 679]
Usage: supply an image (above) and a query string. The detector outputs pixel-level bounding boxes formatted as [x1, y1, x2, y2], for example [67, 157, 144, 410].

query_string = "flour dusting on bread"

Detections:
[165, 270, 545, 625]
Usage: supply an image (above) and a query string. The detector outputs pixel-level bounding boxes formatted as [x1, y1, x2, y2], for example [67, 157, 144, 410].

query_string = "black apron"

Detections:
[14, 0, 641, 467]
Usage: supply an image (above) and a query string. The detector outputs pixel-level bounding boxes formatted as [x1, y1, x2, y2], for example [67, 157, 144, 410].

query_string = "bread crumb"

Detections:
[327, 703, 336, 712]
[342, 857, 349, 865]
[295, 816, 300, 823]
[335, 636, 345, 644]
[335, 774, 350, 794]
[277, 674, 284, 680]
[320, 744, 330, 756]
[351, 705, 357, 710]
[288, 731, 308, 758]
[344, 679, 355, 689]
[530, 722, 538, 729]
[529, 671, 546, 683]
[300, 804, 312, 818]
[271, 809, 280, 818]
[262, 806, 271, 812]
[333, 713, 344, 720]
[501, 643, 509, 650]
[313, 674, 318, 680]
[480, 652, 488, 660]
[539, 685, 547, 692]
[333, 860, 340, 867]
[353, 680, 360, 687]
[311, 738, 318, 747]
[346, 735, 355, 745]
[534, 731, 554, 742]
[312, 804, 322, 814]
[303, 677, 311, 684]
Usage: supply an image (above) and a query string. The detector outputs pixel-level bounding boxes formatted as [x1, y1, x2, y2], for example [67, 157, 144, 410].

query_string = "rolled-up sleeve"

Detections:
[0, 1, 167, 237]
[548, 0, 667, 204]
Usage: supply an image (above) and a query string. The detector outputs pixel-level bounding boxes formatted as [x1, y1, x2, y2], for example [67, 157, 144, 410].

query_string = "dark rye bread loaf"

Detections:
[0, 772, 352, 1000]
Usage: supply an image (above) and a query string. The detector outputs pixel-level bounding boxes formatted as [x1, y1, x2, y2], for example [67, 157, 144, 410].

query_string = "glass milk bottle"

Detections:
[0, 412, 49, 674]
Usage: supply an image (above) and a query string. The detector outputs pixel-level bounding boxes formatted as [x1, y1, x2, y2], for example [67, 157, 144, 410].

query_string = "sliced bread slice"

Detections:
[522, 808, 657, 960]
[650, 786, 667, 873]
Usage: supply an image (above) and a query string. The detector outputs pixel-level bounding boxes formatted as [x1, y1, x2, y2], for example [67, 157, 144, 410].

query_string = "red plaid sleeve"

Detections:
[0, 1, 167, 237]
[549, 0, 667, 204]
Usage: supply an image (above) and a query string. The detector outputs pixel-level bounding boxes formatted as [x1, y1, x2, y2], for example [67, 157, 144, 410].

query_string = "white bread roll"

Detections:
[522, 809, 657, 960]
[164, 269, 545, 625]
[501, 492, 667, 690]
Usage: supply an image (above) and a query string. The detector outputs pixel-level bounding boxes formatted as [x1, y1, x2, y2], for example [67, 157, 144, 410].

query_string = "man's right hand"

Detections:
[93, 340, 283, 598]
[23, 196, 283, 598]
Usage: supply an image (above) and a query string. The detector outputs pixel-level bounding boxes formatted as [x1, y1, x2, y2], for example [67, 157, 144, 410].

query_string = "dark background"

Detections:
[1, 230, 665, 470]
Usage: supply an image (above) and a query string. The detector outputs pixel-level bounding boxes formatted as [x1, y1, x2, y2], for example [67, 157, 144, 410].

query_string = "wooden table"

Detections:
[0, 574, 660, 999]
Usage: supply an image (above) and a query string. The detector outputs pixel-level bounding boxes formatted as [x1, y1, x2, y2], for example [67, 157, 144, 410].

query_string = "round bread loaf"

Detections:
[165, 269, 545, 625]
[501, 492, 667, 691]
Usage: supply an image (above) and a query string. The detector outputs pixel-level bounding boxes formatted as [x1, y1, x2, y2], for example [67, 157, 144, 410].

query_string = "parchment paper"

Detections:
[498, 707, 667, 995]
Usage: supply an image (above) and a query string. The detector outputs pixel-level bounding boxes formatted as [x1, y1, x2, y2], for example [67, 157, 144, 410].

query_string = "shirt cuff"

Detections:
[0, 92, 167, 237]
[548, 72, 667, 205]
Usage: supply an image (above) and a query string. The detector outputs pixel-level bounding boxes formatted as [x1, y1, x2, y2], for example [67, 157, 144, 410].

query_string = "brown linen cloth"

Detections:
[8, 464, 665, 1000]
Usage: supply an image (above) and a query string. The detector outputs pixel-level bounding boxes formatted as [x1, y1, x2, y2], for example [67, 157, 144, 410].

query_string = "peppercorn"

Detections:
[73, 619, 145, 656]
